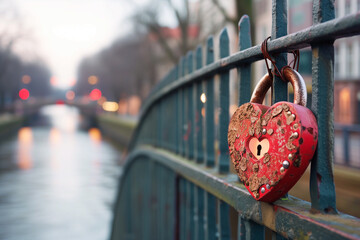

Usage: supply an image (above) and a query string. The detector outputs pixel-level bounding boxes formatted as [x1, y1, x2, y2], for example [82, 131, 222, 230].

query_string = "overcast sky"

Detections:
[13, 0, 135, 88]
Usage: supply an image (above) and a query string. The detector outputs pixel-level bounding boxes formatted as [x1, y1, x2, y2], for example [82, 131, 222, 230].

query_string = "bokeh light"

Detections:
[89, 89, 102, 101]
[19, 89, 30, 100]
[102, 101, 119, 112]
[88, 76, 98, 85]
[200, 93, 206, 103]
[22, 75, 31, 84]
[88, 128, 102, 144]
[66, 90, 75, 100]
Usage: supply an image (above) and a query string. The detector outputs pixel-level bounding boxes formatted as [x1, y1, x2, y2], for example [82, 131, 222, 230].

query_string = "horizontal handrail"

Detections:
[139, 12, 360, 122]
[124, 146, 360, 239]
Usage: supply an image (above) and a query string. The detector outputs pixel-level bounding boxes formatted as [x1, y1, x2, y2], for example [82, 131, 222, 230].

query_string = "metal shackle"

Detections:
[250, 66, 307, 106]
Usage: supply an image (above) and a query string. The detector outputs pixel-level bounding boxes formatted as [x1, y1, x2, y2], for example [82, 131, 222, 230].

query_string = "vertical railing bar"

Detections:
[175, 176, 180, 239]
[163, 95, 169, 150]
[150, 161, 158, 238]
[187, 51, 195, 160]
[161, 73, 169, 150]
[181, 57, 187, 157]
[168, 171, 176, 240]
[219, 28, 230, 174]
[180, 178, 186, 240]
[195, 46, 204, 164]
[170, 68, 176, 153]
[141, 160, 151, 240]
[197, 187, 205, 239]
[169, 94, 173, 151]
[193, 186, 199, 240]
[175, 65, 180, 155]
[185, 181, 192, 239]
[271, 0, 288, 103]
[237, 216, 265, 240]
[205, 36, 215, 168]
[218, 200, 231, 240]
[237, 215, 244, 240]
[158, 100, 163, 148]
[190, 183, 195, 239]
[163, 166, 170, 239]
[238, 15, 252, 105]
[157, 165, 164, 239]
[125, 168, 132, 238]
[134, 161, 141, 240]
[271, 0, 289, 200]
[310, 0, 337, 213]
[205, 192, 217, 240]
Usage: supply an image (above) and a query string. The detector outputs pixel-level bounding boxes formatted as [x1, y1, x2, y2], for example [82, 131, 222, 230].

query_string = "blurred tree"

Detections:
[0, 1, 51, 111]
[76, 35, 156, 102]
[132, 0, 253, 64]
[20, 61, 52, 97]
[211, 0, 253, 37]
[76, 0, 254, 105]
[132, 0, 199, 65]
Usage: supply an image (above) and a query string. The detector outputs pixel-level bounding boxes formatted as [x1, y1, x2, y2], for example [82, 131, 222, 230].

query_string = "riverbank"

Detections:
[96, 114, 137, 151]
[0, 114, 24, 139]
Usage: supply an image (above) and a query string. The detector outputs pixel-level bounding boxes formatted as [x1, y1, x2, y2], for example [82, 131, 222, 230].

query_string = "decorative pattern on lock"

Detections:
[228, 67, 318, 202]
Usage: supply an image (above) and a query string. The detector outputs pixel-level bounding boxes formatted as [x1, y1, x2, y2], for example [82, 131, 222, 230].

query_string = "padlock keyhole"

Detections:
[257, 144, 262, 156]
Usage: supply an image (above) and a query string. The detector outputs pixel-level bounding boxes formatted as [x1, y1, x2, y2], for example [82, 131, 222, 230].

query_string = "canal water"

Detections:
[0, 105, 122, 240]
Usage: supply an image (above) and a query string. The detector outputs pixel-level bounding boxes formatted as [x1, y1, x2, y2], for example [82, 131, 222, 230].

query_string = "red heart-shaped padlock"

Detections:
[228, 67, 318, 202]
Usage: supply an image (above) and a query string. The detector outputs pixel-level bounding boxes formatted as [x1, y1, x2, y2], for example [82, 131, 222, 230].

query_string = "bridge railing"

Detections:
[111, 1, 360, 239]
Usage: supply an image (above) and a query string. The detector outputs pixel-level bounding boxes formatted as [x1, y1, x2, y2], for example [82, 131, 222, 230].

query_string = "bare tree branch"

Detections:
[211, 0, 236, 24]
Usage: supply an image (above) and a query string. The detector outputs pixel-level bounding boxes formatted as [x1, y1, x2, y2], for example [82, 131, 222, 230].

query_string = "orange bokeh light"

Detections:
[88, 128, 102, 144]
[66, 90, 75, 100]
[17, 127, 33, 170]
[19, 88, 30, 100]
[88, 75, 98, 85]
[22, 75, 31, 84]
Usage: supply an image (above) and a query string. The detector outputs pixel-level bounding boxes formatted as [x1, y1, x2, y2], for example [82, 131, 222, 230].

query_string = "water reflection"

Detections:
[40, 105, 79, 132]
[0, 105, 122, 240]
[89, 128, 102, 145]
[17, 127, 33, 170]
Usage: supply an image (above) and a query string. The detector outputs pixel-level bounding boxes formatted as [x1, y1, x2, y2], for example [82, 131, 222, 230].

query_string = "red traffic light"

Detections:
[89, 88, 101, 101]
[19, 88, 29, 100]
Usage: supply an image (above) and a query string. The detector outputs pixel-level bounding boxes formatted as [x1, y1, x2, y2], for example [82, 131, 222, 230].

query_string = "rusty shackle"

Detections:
[250, 66, 307, 107]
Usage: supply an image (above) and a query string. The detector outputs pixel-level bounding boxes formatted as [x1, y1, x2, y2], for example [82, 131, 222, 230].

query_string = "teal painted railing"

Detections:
[111, 1, 360, 239]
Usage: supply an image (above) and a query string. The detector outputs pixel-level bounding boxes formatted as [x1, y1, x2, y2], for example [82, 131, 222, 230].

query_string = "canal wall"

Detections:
[0, 114, 24, 139]
[96, 114, 137, 149]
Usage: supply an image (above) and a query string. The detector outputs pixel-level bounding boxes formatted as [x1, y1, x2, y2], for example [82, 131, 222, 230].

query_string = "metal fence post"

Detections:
[195, 46, 204, 164]
[238, 15, 252, 105]
[271, 0, 288, 103]
[219, 28, 230, 174]
[205, 36, 215, 168]
[310, 0, 337, 213]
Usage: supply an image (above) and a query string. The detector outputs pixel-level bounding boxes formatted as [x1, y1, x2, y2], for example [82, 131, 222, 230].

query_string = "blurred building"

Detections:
[254, 0, 360, 125]
[334, 0, 360, 124]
